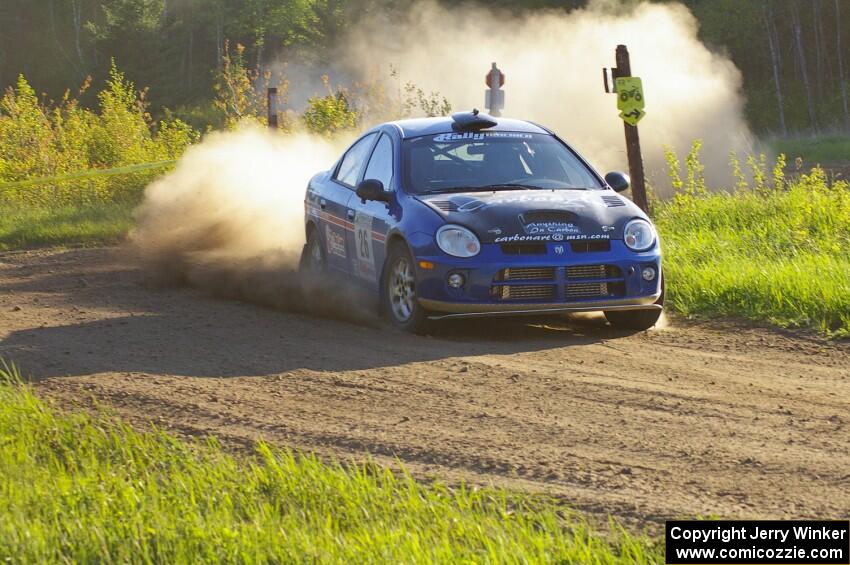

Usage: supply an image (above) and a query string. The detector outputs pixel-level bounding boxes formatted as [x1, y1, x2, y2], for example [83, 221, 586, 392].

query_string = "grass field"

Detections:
[0, 362, 661, 563]
[0, 202, 134, 250]
[770, 134, 850, 164]
[655, 168, 850, 337]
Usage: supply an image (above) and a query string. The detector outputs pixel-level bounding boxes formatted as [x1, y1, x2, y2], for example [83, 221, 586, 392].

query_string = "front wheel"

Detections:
[604, 277, 664, 330]
[382, 244, 430, 333]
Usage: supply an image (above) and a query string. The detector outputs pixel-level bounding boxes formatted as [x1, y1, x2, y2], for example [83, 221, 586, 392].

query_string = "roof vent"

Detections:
[451, 109, 497, 131]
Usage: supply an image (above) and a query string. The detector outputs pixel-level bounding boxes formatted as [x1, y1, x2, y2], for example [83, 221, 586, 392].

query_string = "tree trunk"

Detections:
[764, 2, 787, 136]
[70, 0, 86, 74]
[48, 0, 81, 79]
[216, 11, 223, 71]
[813, 0, 825, 100]
[791, 0, 818, 132]
[836, 0, 850, 126]
[188, 26, 194, 91]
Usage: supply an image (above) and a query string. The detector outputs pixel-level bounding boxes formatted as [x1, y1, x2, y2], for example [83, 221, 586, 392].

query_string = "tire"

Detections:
[604, 277, 664, 331]
[382, 243, 430, 333]
[299, 226, 326, 275]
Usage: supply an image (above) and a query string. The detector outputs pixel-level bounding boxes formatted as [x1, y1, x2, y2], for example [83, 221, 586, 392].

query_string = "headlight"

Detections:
[623, 219, 656, 251]
[436, 225, 481, 257]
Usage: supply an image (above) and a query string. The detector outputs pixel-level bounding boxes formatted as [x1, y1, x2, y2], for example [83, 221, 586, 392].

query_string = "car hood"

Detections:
[415, 190, 646, 244]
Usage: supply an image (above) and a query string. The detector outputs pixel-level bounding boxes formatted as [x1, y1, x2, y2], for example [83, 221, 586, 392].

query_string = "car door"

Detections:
[347, 132, 395, 288]
[315, 132, 377, 274]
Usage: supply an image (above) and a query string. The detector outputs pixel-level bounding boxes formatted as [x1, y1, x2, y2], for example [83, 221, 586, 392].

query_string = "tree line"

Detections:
[1, 0, 847, 135]
[685, 0, 850, 134]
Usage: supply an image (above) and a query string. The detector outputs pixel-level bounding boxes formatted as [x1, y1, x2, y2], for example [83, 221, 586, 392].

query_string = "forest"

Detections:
[1, 0, 848, 135]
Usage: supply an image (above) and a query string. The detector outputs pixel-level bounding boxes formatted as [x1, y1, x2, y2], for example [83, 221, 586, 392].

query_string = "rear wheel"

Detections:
[299, 226, 326, 275]
[604, 277, 664, 330]
[382, 244, 430, 333]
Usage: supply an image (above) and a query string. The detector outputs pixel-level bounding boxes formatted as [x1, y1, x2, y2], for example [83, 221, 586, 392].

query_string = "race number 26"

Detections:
[354, 211, 375, 278]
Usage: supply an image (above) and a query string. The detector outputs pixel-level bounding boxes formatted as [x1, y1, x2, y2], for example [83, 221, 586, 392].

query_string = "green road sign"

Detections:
[615, 76, 645, 126]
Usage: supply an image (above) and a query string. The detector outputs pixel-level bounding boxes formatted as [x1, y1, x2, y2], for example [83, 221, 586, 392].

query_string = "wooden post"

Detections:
[267, 87, 278, 130]
[614, 45, 648, 213]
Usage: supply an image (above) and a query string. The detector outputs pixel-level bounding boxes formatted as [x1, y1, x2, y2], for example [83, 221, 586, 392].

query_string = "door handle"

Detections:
[346, 209, 355, 220]
[319, 198, 327, 209]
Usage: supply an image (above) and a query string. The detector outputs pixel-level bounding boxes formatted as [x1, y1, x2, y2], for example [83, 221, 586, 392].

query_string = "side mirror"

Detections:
[356, 179, 389, 202]
[605, 171, 630, 193]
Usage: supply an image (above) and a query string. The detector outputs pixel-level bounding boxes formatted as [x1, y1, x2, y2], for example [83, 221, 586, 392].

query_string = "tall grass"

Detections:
[657, 157, 850, 337]
[0, 65, 195, 207]
[0, 201, 133, 250]
[0, 362, 661, 563]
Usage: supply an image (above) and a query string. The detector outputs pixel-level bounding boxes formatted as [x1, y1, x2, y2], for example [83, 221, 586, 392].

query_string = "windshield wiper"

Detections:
[424, 183, 542, 194]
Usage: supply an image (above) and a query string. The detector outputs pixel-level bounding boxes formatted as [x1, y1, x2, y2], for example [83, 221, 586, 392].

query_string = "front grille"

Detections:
[491, 284, 555, 301]
[566, 264, 614, 279]
[496, 267, 555, 281]
[570, 240, 611, 253]
[490, 263, 624, 302]
[566, 282, 609, 299]
[500, 243, 547, 255]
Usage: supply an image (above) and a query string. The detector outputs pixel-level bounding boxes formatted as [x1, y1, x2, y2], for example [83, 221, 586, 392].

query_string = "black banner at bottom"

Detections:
[666, 520, 849, 564]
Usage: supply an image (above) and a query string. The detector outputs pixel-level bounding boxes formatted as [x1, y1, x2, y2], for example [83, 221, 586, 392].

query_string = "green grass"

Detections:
[770, 134, 850, 163]
[656, 169, 850, 337]
[0, 201, 134, 250]
[0, 362, 661, 563]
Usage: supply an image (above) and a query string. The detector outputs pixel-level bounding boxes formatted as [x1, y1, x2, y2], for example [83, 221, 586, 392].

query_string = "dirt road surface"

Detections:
[1, 247, 848, 526]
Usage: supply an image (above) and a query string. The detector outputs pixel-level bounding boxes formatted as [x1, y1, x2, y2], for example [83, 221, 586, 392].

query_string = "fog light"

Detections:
[641, 266, 657, 281]
[447, 273, 465, 288]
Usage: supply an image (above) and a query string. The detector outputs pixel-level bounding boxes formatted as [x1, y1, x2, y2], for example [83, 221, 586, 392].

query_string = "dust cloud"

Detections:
[341, 0, 754, 193]
[132, 0, 751, 323]
[130, 127, 376, 322]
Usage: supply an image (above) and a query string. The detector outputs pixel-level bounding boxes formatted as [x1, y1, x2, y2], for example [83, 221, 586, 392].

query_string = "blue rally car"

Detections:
[301, 110, 663, 333]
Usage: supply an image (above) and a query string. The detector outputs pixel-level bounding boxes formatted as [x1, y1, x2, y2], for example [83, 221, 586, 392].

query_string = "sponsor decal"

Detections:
[494, 233, 611, 243]
[494, 234, 553, 243]
[487, 228, 503, 235]
[449, 193, 597, 212]
[522, 221, 582, 236]
[432, 132, 533, 142]
[601, 225, 616, 232]
[438, 193, 607, 214]
[325, 225, 347, 258]
[554, 245, 565, 255]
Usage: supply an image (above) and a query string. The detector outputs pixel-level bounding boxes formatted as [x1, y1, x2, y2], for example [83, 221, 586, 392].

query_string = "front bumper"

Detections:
[420, 295, 661, 320]
[412, 239, 662, 319]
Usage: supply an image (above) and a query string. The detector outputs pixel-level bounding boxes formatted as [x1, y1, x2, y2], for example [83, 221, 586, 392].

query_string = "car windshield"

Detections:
[401, 132, 603, 194]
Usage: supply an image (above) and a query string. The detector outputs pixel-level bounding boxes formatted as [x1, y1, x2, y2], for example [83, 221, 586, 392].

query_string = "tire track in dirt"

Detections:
[1, 247, 847, 527]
